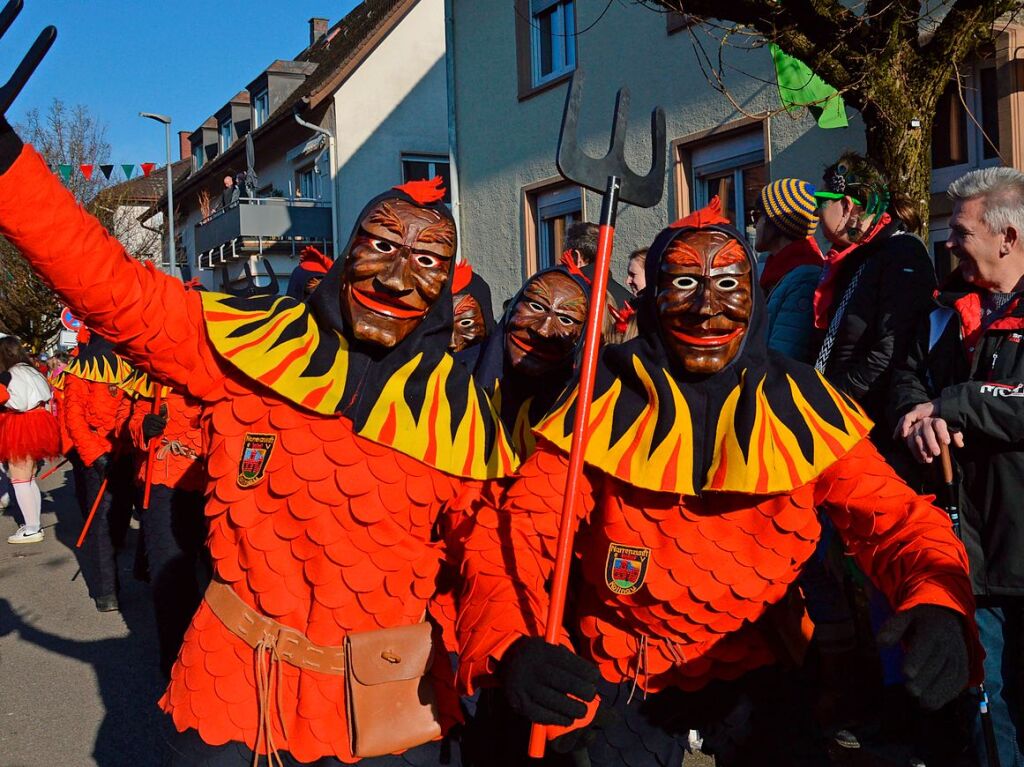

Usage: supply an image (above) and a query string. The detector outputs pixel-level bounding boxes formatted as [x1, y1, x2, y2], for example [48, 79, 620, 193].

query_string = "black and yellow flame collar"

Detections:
[199, 291, 518, 480]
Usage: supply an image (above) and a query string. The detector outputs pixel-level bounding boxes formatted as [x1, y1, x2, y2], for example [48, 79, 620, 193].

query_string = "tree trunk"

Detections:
[856, 51, 944, 236]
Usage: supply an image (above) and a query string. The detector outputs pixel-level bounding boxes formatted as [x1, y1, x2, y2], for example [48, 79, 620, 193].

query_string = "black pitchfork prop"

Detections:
[0, 0, 55, 115]
[527, 70, 665, 760]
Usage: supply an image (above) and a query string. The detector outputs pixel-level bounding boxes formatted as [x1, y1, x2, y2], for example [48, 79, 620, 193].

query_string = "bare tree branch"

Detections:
[922, 0, 1020, 68]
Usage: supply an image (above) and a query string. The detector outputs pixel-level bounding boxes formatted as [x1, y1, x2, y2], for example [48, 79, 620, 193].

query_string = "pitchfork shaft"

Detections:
[528, 175, 620, 759]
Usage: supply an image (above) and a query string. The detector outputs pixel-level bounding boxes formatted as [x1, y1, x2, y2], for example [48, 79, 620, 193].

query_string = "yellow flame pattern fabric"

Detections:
[199, 291, 518, 480]
[535, 354, 871, 496]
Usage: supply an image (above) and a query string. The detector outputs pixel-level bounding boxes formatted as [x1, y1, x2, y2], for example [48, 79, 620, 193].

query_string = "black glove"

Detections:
[499, 636, 600, 727]
[142, 405, 168, 440]
[878, 604, 969, 710]
[91, 453, 110, 474]
[0, 370, 11, 387]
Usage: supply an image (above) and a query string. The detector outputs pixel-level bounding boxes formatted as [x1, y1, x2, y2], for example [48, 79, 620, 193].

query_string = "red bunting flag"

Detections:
[80, 164, 94, 180]
[140, 162, 156, 177]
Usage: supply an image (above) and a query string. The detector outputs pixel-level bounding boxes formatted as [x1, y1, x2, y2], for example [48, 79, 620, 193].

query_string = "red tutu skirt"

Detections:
[0, 407, 61, 462]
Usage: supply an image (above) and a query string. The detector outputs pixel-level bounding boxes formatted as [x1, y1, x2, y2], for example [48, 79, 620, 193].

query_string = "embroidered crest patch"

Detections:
[238, 433, 276, 487]
[605, 543, 651, 595]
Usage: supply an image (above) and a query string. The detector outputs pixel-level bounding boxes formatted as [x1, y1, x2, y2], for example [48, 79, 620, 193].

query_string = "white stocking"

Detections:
[12, 479, 41, 533]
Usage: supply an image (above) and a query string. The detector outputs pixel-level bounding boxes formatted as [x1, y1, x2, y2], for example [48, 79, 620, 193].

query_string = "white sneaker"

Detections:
[7, 526, 43, 544]
[0, 492, 9, 510]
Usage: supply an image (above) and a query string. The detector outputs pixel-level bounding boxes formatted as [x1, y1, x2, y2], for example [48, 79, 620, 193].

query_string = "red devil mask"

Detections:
[656, 229, 753, 375]
[341, 198, 456, 347]
[505, 270, 588, 377]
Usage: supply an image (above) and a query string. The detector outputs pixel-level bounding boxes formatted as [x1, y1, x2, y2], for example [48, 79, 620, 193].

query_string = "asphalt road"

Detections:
[0, 465, 166, 767]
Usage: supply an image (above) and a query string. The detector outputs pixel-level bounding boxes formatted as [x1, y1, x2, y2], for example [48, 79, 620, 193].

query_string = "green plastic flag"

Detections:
[770, 44, 848, 129]
[57, 164, 72, 181]
[121, 164, 135, 179]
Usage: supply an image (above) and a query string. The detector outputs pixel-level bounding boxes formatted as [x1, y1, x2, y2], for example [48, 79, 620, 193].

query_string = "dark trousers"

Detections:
[162, 717, 461, 766]
[143, 484, 208, 677]
[975, 598, 1024, 767]
[82, 464, 118, 599]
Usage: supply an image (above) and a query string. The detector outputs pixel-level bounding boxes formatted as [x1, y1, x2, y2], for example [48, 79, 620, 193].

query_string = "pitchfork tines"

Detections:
[556, 69, 666, 209]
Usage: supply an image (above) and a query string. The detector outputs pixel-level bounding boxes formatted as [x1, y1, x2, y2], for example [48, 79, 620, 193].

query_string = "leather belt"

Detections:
[204, 578, 346, 675]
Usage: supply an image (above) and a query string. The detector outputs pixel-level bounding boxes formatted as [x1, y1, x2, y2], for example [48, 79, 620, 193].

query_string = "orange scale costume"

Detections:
[457, 207, 983, 766]
[0, 138, 517, 765]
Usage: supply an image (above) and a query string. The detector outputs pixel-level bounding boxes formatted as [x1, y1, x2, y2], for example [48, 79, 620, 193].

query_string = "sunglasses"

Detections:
[814, 191, 864, 208]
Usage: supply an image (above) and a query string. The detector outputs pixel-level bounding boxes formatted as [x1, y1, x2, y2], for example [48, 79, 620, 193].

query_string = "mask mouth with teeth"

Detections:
[655, 229, 753, 376]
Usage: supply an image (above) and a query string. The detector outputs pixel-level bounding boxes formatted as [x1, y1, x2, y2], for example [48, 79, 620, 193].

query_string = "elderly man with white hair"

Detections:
[893, 166, 1024, 767]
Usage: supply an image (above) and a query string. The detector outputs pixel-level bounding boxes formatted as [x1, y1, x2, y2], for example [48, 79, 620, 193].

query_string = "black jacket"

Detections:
[891, 275, 1024, 596]
[820, 221, 936, 429]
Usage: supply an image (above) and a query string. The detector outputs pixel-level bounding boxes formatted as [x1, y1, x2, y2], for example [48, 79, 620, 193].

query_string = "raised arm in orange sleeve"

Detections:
[814, 437, 983, 682]
[456, 441, 596, 695]
[0, 145, 221, 397]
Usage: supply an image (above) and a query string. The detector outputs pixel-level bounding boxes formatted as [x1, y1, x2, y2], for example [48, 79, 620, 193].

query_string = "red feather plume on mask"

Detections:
[669, 195, 730, 229]
[452, 261, 473, 294]
[394, 176, 447, 205]
[299, 246, 334, 275]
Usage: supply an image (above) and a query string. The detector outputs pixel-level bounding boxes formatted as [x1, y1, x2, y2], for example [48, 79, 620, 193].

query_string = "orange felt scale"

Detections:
[62, 374, 129, 466]
[0, 145, 474, 763]
[457, 438, 983, 699]
[125, 387, 205, 493]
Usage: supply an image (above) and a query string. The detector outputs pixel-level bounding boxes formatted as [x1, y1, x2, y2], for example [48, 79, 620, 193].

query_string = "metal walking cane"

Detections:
[526, 70, 665, 759]
[938, 441, 1000, 767]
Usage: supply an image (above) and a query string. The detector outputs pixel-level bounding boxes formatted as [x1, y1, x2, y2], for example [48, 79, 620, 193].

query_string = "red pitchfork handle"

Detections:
[37, 457, 69, 482]
[142, 388, 163, 510]
[76, 474, 108, 548]
[527, 177, 621, 759]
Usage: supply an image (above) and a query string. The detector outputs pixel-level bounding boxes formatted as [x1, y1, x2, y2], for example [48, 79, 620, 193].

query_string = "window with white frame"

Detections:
[193, 144, 204, 172]
[687, 129, 767, 235]
[930, 61, 1000, 193]
[531, 0, 576, 87]
[401, 154, 452, 204]
[253, 90, 269, 130]
[295, 163, 320, 200]
[531, 185, 581, 273]
[219, 119, 233, 152]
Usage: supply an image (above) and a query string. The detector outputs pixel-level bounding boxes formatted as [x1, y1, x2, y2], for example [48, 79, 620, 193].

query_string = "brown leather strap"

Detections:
[204, 578, 346, 674]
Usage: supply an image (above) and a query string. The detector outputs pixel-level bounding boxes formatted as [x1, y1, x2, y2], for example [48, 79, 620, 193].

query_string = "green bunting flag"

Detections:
[99, 164, 114, 180]
[121, 164, 135, 179]
[769, 44, 848, 129]
[57, 164, 72, 181]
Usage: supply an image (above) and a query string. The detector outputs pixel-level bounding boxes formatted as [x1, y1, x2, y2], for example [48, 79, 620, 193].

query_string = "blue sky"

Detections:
[4, 1, 361, 166]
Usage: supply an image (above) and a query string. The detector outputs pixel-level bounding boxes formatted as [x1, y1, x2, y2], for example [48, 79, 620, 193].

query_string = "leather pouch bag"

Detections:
[345, 622, 441, 758]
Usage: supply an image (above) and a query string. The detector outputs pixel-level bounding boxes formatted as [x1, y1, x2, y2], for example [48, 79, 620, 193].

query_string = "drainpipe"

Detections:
[443, 0, 463, 261]
[294, 105, 339, 258]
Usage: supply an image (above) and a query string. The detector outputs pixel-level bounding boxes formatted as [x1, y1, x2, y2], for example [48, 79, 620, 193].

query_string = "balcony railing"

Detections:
[194, 197, 332, 267]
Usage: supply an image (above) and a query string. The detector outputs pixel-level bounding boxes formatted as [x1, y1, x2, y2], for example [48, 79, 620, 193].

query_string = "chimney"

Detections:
[178, 131, 192, 161]
[309, 17, 328, 46]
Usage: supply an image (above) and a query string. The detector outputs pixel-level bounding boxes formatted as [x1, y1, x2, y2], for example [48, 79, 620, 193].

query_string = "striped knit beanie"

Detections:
[760, 179, 819, 240]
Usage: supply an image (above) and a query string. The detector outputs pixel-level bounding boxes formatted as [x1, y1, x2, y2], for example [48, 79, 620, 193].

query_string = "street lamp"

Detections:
[139, 112, 177, 280]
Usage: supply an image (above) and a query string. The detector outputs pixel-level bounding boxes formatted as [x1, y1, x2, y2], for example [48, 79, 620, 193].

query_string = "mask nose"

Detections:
[378, 251, 410, 292]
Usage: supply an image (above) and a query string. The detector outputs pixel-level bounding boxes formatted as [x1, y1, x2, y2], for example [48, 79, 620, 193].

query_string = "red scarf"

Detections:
[813, 214, 891, 330]
[759, 237, 823, 294]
